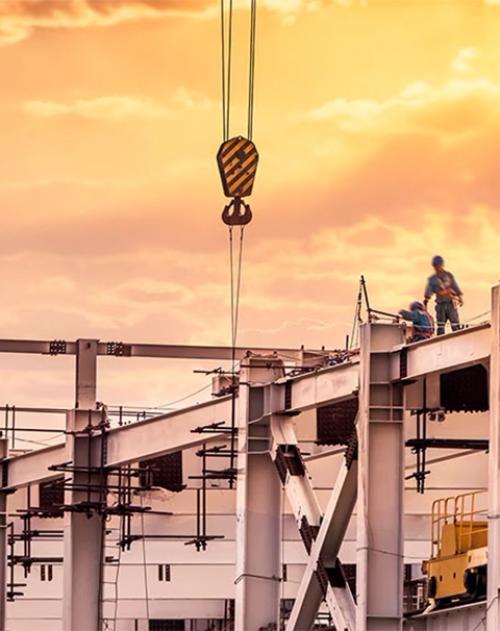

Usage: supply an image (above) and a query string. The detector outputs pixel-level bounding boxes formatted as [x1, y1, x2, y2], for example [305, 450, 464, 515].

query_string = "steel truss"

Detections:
[0, 295, 496, 630]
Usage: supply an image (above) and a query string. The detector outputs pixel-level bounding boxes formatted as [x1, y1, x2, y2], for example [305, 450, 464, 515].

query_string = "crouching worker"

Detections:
[399, 301, 435, 343]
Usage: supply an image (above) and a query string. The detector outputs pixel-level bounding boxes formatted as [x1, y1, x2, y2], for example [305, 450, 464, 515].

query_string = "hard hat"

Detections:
[432, 255, 444, 266]
[410, 301, 424, 311]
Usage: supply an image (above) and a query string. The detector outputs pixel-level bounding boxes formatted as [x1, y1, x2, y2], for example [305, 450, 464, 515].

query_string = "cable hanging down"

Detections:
[218, 0, 259, 488]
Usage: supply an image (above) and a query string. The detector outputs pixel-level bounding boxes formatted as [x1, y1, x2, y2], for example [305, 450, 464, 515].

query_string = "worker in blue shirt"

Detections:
[399, 301, 435, 342]
[423, 255, 463, 335]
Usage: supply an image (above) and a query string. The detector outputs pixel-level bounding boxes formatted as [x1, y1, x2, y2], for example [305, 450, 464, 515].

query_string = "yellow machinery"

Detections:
[422, 491, 488, 606]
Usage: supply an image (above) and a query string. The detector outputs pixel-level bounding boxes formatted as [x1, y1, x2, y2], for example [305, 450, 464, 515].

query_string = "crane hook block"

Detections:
[222, 197, 252, 226]
[217, 136, 259, 199]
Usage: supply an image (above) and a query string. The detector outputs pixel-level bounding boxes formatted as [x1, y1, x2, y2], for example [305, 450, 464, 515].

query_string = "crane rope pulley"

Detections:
[217, 0, 259, 228]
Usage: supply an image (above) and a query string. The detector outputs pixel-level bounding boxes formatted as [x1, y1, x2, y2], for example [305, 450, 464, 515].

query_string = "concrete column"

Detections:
[357, 322, 405, 631]
[0, 438, 8, 631]
[235, 356, 284, 631]
[62, 339, 105, 631]
[487, 285, 500, 630]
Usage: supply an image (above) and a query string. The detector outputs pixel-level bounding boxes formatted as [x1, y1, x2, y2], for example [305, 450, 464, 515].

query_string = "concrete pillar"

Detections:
[487, 285, 500, 630]
[357, 322, 405, 631]
[62, 339, 105, 631]
[235, 356, 284, 631]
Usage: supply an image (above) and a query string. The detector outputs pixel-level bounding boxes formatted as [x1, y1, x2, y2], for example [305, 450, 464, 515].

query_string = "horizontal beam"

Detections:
[5, 323, 491, 490]
[104, 396, 231, 467]
[393, 323, 491, 381]
[406, 438, 488, 451]
[115, 343, 329, 362]
[0, 338, 331, 362]
[282, 361, 359, 413]
[2, 362, 362, 490]
[4, 397, 231, 490]
[5, 444, 63, 489]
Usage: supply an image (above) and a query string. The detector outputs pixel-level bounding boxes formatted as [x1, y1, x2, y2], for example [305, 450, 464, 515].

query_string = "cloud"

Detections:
[23, 95, 172, 120]
[0, 0, 215, 45]
[300, 76, 500, 135]
[0, 0, 370, 45]
[452, 47, 478, 74]
[172, 87, 216, 111]
[22, 87, 218, 121]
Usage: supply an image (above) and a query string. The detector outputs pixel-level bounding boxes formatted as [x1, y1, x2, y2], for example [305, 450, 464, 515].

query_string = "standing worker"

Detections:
[423, 255, 463, 335]
[399, 301, 435, 342]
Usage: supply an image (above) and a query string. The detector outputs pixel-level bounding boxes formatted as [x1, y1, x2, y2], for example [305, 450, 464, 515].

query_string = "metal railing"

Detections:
[431, 491, 488, 559]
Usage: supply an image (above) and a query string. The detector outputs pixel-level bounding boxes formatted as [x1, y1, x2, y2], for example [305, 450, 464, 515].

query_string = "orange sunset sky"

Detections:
[0, 0, 499, 418]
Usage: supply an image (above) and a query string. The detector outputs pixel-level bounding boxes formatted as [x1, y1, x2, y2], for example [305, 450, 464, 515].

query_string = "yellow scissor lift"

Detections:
[422, 491, 488, 608]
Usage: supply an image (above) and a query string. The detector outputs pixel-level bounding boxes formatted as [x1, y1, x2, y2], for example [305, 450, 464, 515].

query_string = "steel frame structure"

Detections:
[0, 288, 498, 630]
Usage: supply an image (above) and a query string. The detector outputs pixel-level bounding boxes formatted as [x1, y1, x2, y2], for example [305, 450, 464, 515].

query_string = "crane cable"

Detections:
[220, 0, 258, 486]
[221, 0, 257, 143]
[219, 0, 258, 355]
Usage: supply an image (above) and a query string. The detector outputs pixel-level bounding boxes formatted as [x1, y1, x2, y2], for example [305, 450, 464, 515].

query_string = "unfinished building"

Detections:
[0, 286, 498, 631]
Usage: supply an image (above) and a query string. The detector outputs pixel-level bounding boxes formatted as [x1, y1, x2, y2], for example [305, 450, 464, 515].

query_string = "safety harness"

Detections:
[436, 271, 459, 307]
[413, 310, 435, 340]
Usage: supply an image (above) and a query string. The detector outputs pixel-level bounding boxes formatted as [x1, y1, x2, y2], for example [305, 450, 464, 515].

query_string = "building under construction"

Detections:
[0, 284, 497, 631]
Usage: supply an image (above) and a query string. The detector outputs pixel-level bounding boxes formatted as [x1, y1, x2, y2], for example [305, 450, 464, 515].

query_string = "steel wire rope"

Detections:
[157, 384, 213, 409]
[140, 495, 151, 624]
[247, 0, 257, 140]
[221, 0, 233, 142]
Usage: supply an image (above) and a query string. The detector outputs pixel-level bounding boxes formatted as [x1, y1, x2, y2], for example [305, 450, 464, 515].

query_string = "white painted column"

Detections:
[487, 285, 500, 631]
[357, 322, 405, 631]
[235, 357, 284, 631]
[62, 339, 105, 631]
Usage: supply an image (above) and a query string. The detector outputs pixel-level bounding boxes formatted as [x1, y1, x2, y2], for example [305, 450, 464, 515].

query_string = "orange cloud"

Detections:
[0, 0, 371, 46]
[23, 95, 173, 120]
[0, 0, 215, 45]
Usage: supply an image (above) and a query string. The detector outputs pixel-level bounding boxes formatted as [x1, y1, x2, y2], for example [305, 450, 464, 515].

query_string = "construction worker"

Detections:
[399, 301, 435, 342]
[424, 255, 463, 335]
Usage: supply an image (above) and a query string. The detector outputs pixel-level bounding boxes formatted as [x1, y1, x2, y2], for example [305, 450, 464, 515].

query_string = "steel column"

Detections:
[487, 285, 500, 630]
[235, 357, 284, 631]
[357, 323, 405, 631]
[62, 339, 104, 631]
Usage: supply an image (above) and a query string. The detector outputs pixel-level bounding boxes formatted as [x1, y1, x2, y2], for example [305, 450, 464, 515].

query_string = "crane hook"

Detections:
[222, 197, 252, 226]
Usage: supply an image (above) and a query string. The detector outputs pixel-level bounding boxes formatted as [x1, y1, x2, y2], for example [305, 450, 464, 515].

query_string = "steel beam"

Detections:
[488, 285, 500, 630]
[282, 361, 359, 413]
[104, 396, 230, 468]
[235, 357, 284, 631]
[357, 322, 405, 631]
[3, 362, 359, 489]
[270, 413, 323, 528]
[62, 340, 104, 631]
[0, 337, 329, 362]
[5, 444, 63, 489]
[3, 397, 231, 489]
[274, 410, 357, 631]
[3, 322, 492, 491]
[116, 343, 328, 362]
[393, 323, 490, 381]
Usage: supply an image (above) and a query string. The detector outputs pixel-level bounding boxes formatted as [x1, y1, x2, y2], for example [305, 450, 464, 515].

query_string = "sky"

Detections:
[0, 0, 499, 419]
